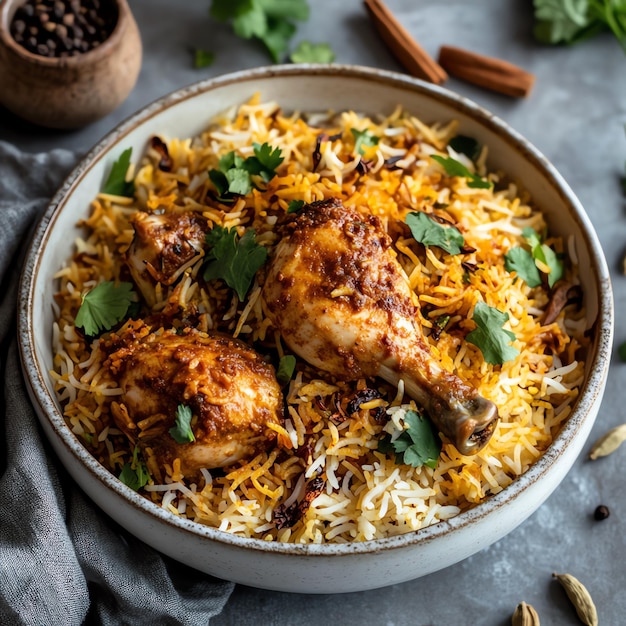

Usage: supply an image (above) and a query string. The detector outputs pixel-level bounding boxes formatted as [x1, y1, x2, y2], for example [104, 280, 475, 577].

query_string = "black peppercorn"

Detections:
[593, 504, 610, 521]
[9, 0, 118, 59]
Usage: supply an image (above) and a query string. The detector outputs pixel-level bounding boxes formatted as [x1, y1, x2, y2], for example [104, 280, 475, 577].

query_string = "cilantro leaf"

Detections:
[209, 143, 283, 200]
[226, 167, 253, 196]
[210, 0, 309, 63]
[246, 142, 284, 182]
[290, 41, 336, 63]
[287, 199, 305, 213]
[532, 0, 626, 54]
[194, 48, 215, 68]
[504, 246, 542, 287]
[75, 281, 135, 336]
[259, 0, 309, 20]
[259, 17, 297, 62]
[431, 154, 492, 189]
[378, 410, 441, 469]
[448, 135, 482, 161]
[466, 301, 519, 365]
[102, 148, 135, 197]
[350, 128, 380, 156]
[522, 227, 564, 288]
[119, 446, 150, 491]
[276, 354, 296, 386]
[405, 211, 465, 255]
[169, 404, 195, 444]
[618, 341, 626, 362]
[203, 226, 268, 300]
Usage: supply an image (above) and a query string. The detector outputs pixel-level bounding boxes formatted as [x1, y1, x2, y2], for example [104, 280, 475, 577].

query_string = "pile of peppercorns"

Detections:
[10, 0, 118, 58]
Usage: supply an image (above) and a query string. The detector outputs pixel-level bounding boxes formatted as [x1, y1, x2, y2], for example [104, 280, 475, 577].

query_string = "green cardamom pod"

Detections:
[511, 601, 540, 626]
[553, 572, 598, 626]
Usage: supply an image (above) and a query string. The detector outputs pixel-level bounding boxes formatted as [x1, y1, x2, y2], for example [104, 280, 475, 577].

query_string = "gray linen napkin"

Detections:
[0, 142, 234, 625]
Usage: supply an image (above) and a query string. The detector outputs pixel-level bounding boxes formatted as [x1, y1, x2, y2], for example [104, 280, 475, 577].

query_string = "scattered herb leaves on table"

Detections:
[210, 0, 310, 62]
[533, 0, 626, 54]
[290, 40, 335, 63]
[194, 48, 216, 68]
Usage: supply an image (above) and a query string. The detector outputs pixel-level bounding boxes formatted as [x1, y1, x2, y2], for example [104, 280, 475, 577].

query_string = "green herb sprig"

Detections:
[209, 142, 283, 200]
[466, 301, 520, 365]
[203, 226, 268, 300]
[405, 211, 465, 255]
[350, 128, 380, 156]
[431, 154, 492, 190]
[102, 148, 135, 197]
[119, 446, 150, 492]
[169, 404, 195, 444]
[210, 0, 310, 62]
[522, 227, 564, 288]
[533, 0, 626, 54]
[276, 354, 297, 386]
[74, 281, 136, 336]
[290, 40, 335, 63]
[378, 410, 441, 469]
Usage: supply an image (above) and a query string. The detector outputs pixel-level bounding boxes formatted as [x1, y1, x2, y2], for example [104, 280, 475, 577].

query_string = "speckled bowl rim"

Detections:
[18, 64, 614, 559]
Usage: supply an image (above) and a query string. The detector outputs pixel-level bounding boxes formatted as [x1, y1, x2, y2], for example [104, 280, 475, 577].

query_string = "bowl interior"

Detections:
[18, 65, 613, 571]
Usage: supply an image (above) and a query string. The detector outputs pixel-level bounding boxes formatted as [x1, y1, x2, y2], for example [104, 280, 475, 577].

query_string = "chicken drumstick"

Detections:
[262, 199, 498, 456]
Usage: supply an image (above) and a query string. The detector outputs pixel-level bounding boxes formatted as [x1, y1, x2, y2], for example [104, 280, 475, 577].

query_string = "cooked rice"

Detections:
[51, 94, 587, 543]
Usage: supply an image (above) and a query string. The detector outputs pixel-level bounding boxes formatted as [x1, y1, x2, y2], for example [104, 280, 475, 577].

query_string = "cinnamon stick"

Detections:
[438, 45, 535, 98]
[363, 0, 447, 85]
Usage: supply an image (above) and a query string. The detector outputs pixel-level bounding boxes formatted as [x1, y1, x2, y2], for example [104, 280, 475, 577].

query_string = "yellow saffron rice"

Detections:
[50, 94, 587, 543]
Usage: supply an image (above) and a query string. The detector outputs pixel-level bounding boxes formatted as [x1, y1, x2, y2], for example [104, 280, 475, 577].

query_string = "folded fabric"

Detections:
[0, 142, 234, 626]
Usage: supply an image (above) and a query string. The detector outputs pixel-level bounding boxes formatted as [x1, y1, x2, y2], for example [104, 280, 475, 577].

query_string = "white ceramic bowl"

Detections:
[18, 65, 613, 594]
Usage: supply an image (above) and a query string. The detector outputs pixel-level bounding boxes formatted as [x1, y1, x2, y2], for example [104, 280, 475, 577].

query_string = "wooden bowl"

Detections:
[0, 0, 141, 129]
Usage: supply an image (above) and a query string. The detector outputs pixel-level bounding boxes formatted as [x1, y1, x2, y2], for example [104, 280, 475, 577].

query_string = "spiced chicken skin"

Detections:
[262, 199, 499, 455]
[104, 322, 284, 478]
[125, 211, 207, 307]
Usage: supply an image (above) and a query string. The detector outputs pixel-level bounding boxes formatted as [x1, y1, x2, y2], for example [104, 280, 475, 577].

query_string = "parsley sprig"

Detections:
[203, 226, 269, 300]
[75, 281, 136, 336]
[169, 404, 195, 444]
[405, 211, 465, 255]
[467, 301, 520, 365]
[209, 142, 283, 200]
[378, 410, 441, 469]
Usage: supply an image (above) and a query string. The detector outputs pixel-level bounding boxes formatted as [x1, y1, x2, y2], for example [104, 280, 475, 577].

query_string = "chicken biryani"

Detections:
[51, 95, 587, 543]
